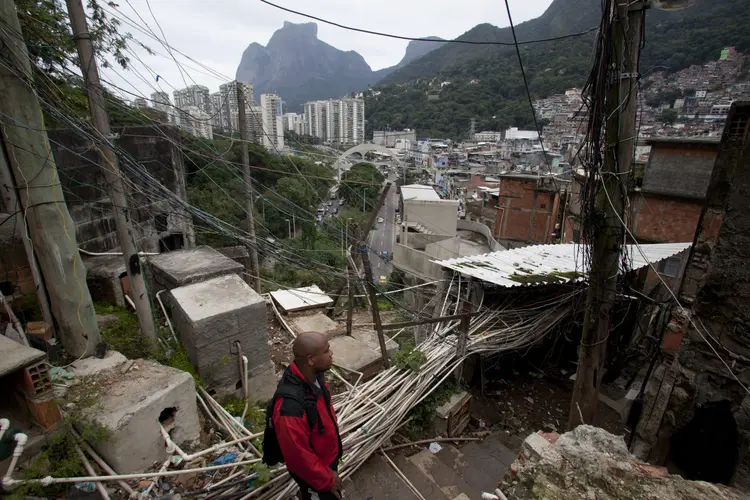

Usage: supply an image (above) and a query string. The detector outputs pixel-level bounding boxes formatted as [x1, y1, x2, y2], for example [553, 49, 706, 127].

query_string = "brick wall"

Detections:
[631, 193, 704, 243]
[495, 177, 559, 245]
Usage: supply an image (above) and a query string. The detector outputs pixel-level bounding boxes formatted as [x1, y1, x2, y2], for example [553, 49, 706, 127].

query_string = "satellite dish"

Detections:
[649, 0, 695, 10]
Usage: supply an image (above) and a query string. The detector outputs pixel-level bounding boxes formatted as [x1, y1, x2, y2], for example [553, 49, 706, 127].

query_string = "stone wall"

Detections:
[48, 124, 194, 253]
[631, 193, 704, 243]
[632, 103, 750, 488]
[642, 139, 719, 199]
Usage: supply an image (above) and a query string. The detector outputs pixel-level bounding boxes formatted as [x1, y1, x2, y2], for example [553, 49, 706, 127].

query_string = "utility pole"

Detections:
[236, 82, 262, 292]
[66, 0, 157, 342]
[0, 0, 99, 356]
[359, 242, 390, 368]
[568, 0, 645, 429]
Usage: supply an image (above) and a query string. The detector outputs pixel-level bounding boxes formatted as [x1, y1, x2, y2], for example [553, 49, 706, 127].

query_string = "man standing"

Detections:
[263, 332, 343, 499]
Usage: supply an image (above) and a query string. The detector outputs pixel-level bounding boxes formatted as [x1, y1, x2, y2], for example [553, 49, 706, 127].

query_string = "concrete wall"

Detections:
[48, 125, 194, 253]
[642, 141, 719, 199]
[406, 232, 454, 251]
[393, 243, 444, 280]
[403, 199, 458, 236]
[495, 177, 559, 245]
[457, 219, 504, 251]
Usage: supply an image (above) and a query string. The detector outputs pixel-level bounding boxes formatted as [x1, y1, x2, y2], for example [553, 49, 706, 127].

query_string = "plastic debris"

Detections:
[210, 452, 237, 466]
[428, 442, 442, 454]
[74, 481, 96, 492]
[49, 367, 75, 380]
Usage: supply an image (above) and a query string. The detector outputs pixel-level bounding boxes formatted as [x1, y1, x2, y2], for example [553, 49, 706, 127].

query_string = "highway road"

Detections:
[368, 172, 399, 281]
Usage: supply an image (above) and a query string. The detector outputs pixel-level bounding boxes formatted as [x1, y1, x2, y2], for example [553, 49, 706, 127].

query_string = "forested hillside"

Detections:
[366, 0, 750, 139]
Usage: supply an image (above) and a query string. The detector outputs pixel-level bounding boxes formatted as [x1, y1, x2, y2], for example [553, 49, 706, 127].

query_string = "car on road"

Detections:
[377, 217, 384, 223]
[339, 200, 344, 206]
[327, 201, 333, 206]
[379, 275, 387, 285]
[381, 250, 389, 258]
[317, 207, 325, 214]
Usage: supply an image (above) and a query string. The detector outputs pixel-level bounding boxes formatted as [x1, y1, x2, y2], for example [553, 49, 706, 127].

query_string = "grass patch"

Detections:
[393, 344, 427, 372]
[95, 302, 155, 359]
[377, 299, 394, 311]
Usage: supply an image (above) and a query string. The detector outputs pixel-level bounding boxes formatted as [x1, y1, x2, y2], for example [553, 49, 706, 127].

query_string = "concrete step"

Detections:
[347, 453, 421, 499]
[392, 453, 452, 499]
[409, 448, 483, 499]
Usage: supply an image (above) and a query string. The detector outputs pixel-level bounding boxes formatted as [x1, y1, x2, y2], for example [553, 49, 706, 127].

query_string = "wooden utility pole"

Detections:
[359, 242, 390, 368]
[66, 0, 157, 342]
[346, 246, 355, 336]
[0, 0, 99, 356]
[236, 83, 262, 293]
[568, 0, 645, 429]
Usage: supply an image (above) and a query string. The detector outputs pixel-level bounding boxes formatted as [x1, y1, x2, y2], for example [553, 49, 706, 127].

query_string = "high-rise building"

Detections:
[260, 93, 284, 151]
[151, 91, 177, 124]
[282, 112, 305, 134]
[132, 97, 148, 109]
[217, 81, 254, 134]
[179, 106, 213, 139]
[210, 92, 225, 130]
[173, 85, 211, 114]
[303, 97, 365, 145]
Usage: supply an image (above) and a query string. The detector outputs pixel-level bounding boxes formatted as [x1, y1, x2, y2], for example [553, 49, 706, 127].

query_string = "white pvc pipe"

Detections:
[71, 429, 134, 495]
[74, 445, 110, 500]
[158, 423, 262, 462]
[78, 248, 160, 257]
[156, 290, 178, 342]
[240, 355, 250, 423]
[3, 433, 27, 482]
[0, 418, 9, 441]
[1, 458, 261, 488]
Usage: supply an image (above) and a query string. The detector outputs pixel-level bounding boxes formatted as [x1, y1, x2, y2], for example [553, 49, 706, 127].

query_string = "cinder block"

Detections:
[83, 254, 127, 308]
[148, 246, 243, 293]
[83, 360, 200, 474]
[170, 274, 270, 395]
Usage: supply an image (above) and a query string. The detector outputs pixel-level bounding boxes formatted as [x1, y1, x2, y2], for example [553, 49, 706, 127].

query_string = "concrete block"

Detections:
[350, 328, 399, 357]
[148, 246, 243, 292]
[290, 313, 343, 338]
[83, 254, 127, 307]
[82, 360, 200, 474]
[70, 351, 128, 377]
[170, 274, 270, 395]
[245, 360, 278, 404]
[329, 335, 383, 381]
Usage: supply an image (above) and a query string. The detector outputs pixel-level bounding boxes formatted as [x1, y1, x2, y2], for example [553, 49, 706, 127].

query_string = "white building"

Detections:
[179, 105, 213, 139]
[173, 85, 211, 114]
[260, 93, 284, 151]
[132, 97, 148, 109]
[474, 131, 502, 142]
[151, 91, 177, 124]
[303, 97, 365, 145]
[374, 129, 416, 147]
[505, 127, 539, 141]
[282, 112, 305, 134]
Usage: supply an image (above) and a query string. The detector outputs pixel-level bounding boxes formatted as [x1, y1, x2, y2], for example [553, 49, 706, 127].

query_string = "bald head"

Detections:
[293, 331, 333, 375]
[293, 331, 328, 360]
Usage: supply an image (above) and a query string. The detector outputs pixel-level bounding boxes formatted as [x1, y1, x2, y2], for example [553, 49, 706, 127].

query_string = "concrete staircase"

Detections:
[346, 433, 518, 499]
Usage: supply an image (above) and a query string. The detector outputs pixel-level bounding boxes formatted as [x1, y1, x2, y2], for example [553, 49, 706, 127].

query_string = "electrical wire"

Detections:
[258, 0, 598, 47]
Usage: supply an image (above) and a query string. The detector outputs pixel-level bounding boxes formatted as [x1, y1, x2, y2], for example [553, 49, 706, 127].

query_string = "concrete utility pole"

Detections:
[0, 0, 99, 356]
[66, 0, 157, 342]
[236, 82, 262, 292]
[568, 0, 645, 429]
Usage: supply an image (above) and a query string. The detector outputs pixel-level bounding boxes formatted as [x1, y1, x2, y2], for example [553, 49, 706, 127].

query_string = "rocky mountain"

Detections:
[373, 37, 446, 81]
[368, 0, 750, 138]
[235, 22, 443, 110]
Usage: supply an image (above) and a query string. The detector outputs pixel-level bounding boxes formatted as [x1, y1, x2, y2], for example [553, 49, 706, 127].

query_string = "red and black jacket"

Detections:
[269, 363, 342, 492]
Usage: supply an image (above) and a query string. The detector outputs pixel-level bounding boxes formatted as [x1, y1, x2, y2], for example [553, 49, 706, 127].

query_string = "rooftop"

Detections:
[434, 242, 692, 288]
[401, 184, 442, 201]
[645, 137, 721, 146]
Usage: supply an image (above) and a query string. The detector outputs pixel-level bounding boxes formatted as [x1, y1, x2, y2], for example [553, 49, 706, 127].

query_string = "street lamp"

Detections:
[285, 218, 291, 239]
[343, 217, 353, 254]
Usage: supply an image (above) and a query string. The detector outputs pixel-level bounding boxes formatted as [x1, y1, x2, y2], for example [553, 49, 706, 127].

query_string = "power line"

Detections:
[503, 0, 551, 173]
[258, 0, 597, 47]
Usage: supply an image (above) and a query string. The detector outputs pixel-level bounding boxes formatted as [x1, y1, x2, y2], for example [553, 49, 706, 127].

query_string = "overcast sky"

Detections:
[101, 0, 554, 102]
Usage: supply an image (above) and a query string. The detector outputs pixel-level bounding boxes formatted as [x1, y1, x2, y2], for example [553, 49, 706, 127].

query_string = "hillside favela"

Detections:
[2, 0, 750, 498]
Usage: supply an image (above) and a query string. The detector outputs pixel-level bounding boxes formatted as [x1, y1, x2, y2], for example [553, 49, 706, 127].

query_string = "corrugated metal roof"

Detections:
[401, 184, 441, 201]
[270, 285, 333, 312]
[433, 242, 692, 287]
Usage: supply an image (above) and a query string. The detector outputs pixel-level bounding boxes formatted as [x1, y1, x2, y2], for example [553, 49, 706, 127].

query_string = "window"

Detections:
[658, 256, 682, 278]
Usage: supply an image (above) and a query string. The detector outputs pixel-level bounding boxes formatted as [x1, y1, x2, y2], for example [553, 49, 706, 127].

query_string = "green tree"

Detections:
[660, 108, 679, 125]
[339, 162, 384, 212]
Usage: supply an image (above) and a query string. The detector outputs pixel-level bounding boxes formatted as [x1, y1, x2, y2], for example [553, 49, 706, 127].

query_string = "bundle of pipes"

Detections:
[1, 289, 579, 499]
[248, 290, 581, 500]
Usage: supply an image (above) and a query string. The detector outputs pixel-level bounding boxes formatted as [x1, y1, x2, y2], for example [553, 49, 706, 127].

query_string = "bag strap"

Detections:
[271, 385, 322, 434]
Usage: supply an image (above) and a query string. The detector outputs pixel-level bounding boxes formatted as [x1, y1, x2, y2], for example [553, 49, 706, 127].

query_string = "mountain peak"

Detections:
[280, 21, 318, 38]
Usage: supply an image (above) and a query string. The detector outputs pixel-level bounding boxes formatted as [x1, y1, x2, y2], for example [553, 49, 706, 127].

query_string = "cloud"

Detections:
[102, 0, 553, 101]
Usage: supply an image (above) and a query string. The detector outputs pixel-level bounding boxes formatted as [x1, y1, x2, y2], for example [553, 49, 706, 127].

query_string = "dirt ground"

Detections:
[468, 374, 630, 450]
